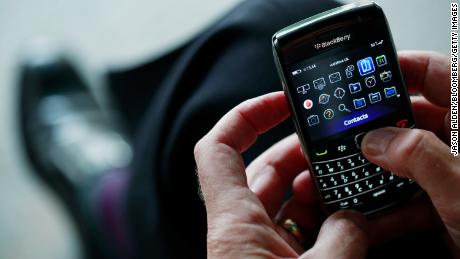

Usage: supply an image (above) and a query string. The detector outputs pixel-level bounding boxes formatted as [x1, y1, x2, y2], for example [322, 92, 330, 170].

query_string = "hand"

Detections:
[194, 92, 368, 259]
[361, 51, 460, 250]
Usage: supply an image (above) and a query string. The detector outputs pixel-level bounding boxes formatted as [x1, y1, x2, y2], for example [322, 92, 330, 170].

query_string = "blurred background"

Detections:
[0, 0, 449, 258]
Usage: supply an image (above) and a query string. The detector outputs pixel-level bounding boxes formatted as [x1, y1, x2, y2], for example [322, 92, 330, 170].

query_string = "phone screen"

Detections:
[284, 14, 409, 145]
[273, 4, 420, 214]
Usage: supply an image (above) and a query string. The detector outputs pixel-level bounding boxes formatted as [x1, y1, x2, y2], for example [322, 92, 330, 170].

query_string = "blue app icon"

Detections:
[357, 57, 375, 76]
[348, 82, 362, 94]
[353, 98, 366, 109]
[384, 86, 397, 98]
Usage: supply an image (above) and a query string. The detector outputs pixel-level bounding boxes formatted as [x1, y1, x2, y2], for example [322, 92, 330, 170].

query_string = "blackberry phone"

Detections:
[272, 2, 420, 215]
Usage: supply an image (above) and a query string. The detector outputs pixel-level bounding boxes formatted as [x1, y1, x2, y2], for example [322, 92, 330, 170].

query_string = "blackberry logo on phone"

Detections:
[272, 2, 420, 215]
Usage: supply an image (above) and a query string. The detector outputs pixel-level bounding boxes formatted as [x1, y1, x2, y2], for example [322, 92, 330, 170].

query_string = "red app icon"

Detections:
[303, 99, 313, 109]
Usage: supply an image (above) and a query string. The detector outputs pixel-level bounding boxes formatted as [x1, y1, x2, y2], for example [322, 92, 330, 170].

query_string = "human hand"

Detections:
[361, 51, 460, 249]
[194, 92, 368, 258]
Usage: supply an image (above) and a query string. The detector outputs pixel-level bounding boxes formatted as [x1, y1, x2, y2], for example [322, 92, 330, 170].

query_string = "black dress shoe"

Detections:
[18, 45, 132, 259]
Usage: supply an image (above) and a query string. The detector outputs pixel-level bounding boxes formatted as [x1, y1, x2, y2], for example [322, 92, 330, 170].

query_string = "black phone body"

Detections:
[272, 2, 420, 215]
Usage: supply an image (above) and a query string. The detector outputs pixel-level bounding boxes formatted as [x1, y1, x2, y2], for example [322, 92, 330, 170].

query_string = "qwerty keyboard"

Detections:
[311, 128, 419, 214]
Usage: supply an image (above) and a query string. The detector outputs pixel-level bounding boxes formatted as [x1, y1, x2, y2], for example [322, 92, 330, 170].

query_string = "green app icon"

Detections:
[376, 55, 387, 67]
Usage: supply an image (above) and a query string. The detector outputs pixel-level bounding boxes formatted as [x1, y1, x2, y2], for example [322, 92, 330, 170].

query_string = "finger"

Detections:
[444, 110, 452, 143]
[368, 195, 437, 246]
[411, 96, 449, 141]
[194, 91, 289, 218]
[274, 224, 305, 255]
[361, 127, 460, 222]
[246, 134, 308, 217]
[300, 210, 368, 259]
[399, 51, 450, 107]
[292, 170, 319, 205]
[275, 198, 323, 247]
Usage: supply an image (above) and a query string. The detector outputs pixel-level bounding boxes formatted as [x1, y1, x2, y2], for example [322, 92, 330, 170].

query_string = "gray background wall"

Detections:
[0, 0, 450, 258]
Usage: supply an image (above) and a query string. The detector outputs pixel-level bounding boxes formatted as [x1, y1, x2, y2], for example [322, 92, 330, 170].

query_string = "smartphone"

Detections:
[272, 2, 420, 215]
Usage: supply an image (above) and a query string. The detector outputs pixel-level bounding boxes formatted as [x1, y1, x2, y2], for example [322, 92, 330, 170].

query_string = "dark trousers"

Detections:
[106, 0, 450, 258]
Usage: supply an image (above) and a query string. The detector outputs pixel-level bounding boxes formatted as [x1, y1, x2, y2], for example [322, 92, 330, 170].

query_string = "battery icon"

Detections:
[291, 69, 302, 76]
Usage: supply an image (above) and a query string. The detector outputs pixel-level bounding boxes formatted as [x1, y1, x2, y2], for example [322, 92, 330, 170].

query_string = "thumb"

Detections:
[300, 210, 368, 259]
[361, 127, 460, 212]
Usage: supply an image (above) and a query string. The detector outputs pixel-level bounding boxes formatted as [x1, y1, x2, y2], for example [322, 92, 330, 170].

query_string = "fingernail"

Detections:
[362, 128, 396, 156]
[249, 166, 273, 193]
